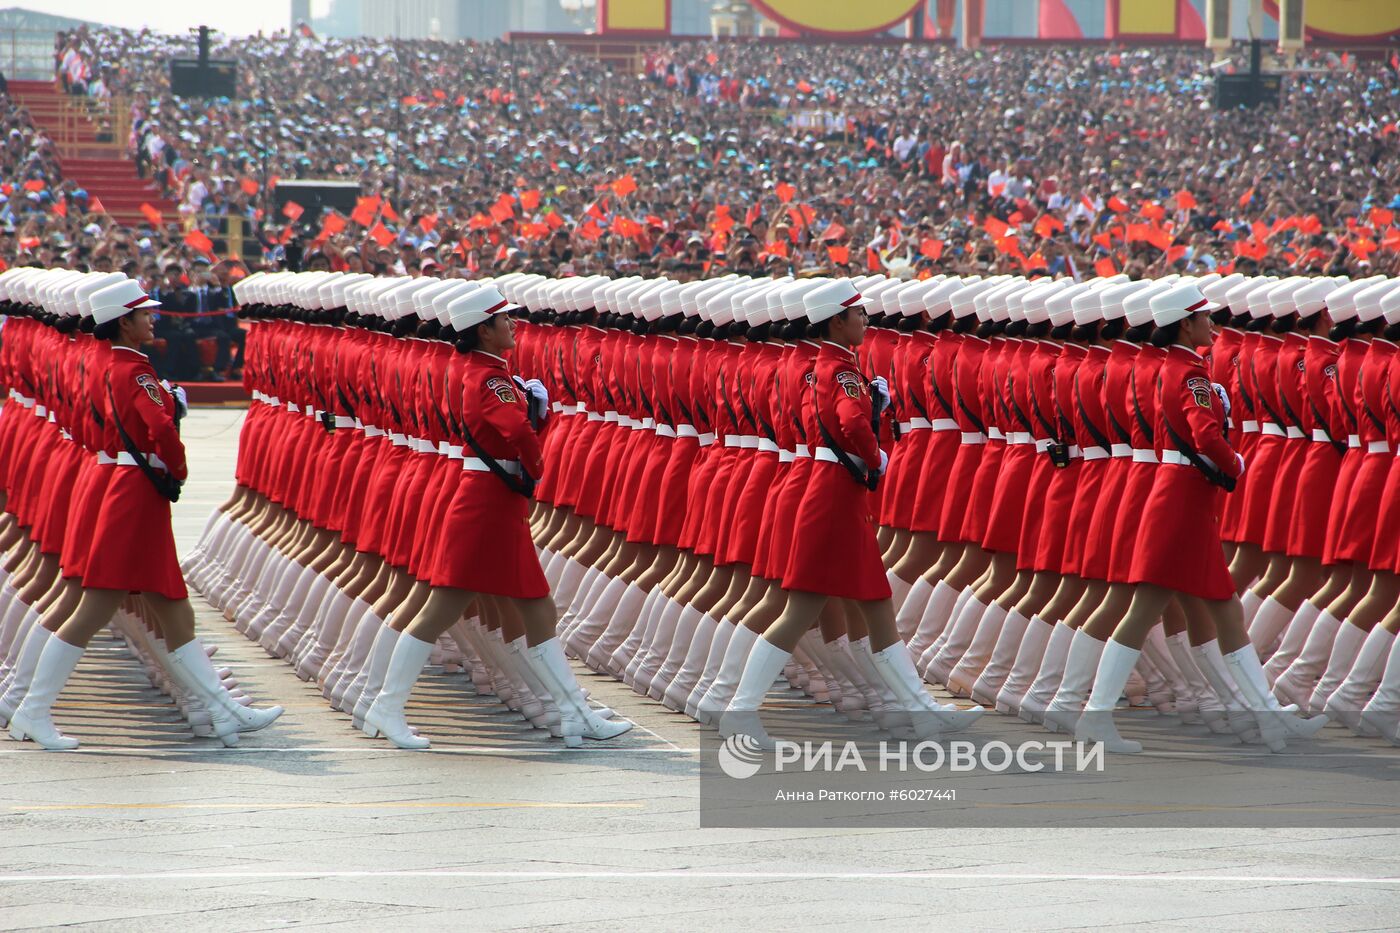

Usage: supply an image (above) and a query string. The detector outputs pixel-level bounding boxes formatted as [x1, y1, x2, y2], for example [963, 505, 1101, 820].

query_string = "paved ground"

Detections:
[1, 408, 1398, 930]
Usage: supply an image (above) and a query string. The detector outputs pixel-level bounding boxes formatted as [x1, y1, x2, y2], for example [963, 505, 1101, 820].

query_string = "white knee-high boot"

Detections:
[994, 613, 1053, 715]
[1074, 640, 1142, 754]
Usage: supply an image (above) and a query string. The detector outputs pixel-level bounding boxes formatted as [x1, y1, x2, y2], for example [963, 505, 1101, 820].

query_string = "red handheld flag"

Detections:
[139, 203, 164, 227]
[282, 200, 304, 221]
[826, 244, 849, 265]
[184, 229, 215, 257]
[1094, 258, 1117, 277]
[775, 181, 796, 204]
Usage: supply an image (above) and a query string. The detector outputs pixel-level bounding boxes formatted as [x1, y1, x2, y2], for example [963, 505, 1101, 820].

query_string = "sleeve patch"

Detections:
[486, 376, 517, 404]
[135, 374, 163, 405]
[1324, 364, 1338, 380]
[1186, 377, 1212, 408]
[835, 370, 863, 398]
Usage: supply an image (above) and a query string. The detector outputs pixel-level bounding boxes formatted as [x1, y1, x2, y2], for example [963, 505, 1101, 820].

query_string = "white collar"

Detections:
[113, 345, 150, 360]
[820, 340, 857, 360]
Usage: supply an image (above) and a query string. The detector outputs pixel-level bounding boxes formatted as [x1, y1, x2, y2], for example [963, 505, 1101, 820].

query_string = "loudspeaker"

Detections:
[1214, 74, 1283, 109]
[170, 59, 239, 98]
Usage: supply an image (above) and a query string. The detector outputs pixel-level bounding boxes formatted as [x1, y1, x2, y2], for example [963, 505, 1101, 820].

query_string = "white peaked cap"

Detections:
[1292, 277, 1343, 320]
[1123, 278, 1179, 328]
[895, 276, 943, 317]
[740, 278, 781, 325]
[1150, 281, 1218, 328]
[1100, 280, 1153, 322]
[988, 280, 1030, 322]
[1354, 278, 1394, 323]
[1380, 281, 1400, 325]
[75, 272, 126, 318]
[374, 277, 415, 320]
[860, 277, 902, 317]
[430, 280, 477, 326]
[924, 276, 972, 316]
[658, 281, 685, 317]
[1265, 276, 1309, 316]
[1201, 272, 1245, 305]
[635, 279, 670, 322]
[1325, 275, 1384, 322]
[447, 285, 511, 331]
[92, 278, 160, 325]
[1242, 276, 1280, 319]
[949, 277, 1002, 320]
[330, 272, 372, 308]
[343, 277, 374, 316]
[1044, 280, 1095, 327]
[780, 279, 826, 321]
[311, 271, 345, 310]
[691, 277, 737, 322]
[1021, 279, 1067, 325]
[803, 277, 864, 324]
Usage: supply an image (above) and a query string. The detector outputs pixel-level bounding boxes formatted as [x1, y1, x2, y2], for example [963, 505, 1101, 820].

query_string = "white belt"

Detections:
[794, 444, 812, 459]
[619, 416, 635, 429]
[416, 438, 435, 454]
[1241, 420, 1260, 433]
[1368, 440, 1390, 455]
[1261, 423, 1286, 437]
[1035, 439, 1051, 453]
[389, 432, 411, 447]
[587, 411, 604, 422]
[306, 406, 318, 418]
[48, 412, 56, 424]
[463, 457, 521, 474]
[641, 418, 656, 430]
[551, 401, 563, 413]
[931, 418, 960, 431]
[1007, 431, 1033, 445]
[116, 450, 168, 471]
[447, 445, 464, 460]
[699, 432, 717, 446]
[334, 415, 354, 429]
[1348, 434, 1361, 449]
[354, 419, 364, 430]
[1286, 427, 1305, 440]
[758, 438, 780, 453]
[987, 427, 1005, 441]
[1132, 449, 1159, 464]
[960, 432, 987, 445]
[723, 434, 743, 448]
[740, 435, 760, 449]
[364, 426, 385, 438]
[251, 390, 264, 403]
[1068, 445, 1083, 459]
[1110, 443, 1133, 458]
[604, 411, 620, 423]
[35, 405, 46, 418]
[814, 446, 869, 471]
[14, 394, 34, 409]
[59, 428, 71, 441]
[1161, 449, 1220, 471]
[779, 450, 795, 463]
[1311, 429, 1332, 443]
[676, 424, 698, 439]
[906, 417, 932, 430]
[437, 440, 451, 456]
[656, 424, 677, 438]
[1082, 446, 1110, 461]
[286, 401, 298, 412]
[268, 396, 281, 407]
[96, 451, 118, 465]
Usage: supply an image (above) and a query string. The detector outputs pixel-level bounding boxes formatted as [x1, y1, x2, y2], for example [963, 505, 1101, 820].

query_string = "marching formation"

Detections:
[5, 261, 1400, 755]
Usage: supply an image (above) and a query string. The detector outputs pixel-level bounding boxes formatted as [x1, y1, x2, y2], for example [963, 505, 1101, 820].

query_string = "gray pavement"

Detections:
[1, 407, 1398, 930]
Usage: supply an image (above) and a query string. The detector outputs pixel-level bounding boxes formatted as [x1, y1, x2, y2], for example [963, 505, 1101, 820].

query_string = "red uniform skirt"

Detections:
[1234, 433, 1284, 546]
[909, 430, 963, 534]
[1080, 455, 1131, 582]
[1107, 460, 1159, 582]
[409, 455, 461, 579]
[756, 457, 811, 581]
[722, 449, 781, 567]
[1332, 450, 1393, 564]
[879, 428, 930, 527]
[782, 461, 892, 601]
[570, 421, 621, 520]
[625, 432, 674, 544]
[1323, 446, 1365, 564]
[712, 448, 760, 566]
[981, 442, 1036, 554]
[534, 411, 584, 505]
[1285, 441, 1341, 559]
[937, 440, 985, 543]
[1016, 452, 1057, 571]
[1062, 456, 1110, 577]
[36, 441, 84, 556]
[386, 450, 438, 569]
[1219, 428, 1262, 541]
[651, 435, 701, 547]
[356, 442, 410, 556]
[1368, 456, 1400, 571]
[84, 466, 188, 600]
[1031, 459, 1083, 573]
[1262, 437, 1309, 554]
[429, 471, 549, 599]
[1128, 463, 1233, 600]
[340, 435, 385, 550]
[676, 444, 721, 551]
[603, 429, 651, 532]
[962, 439, 1005, 544]
[694, 446, 742, 557]
[309, 428, 357, 532]
[61, 457, 112, 580]
[551, 416, 602, 510]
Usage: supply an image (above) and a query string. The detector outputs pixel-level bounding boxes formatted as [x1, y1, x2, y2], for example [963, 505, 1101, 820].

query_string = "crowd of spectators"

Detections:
[1, 27, 1397, 318]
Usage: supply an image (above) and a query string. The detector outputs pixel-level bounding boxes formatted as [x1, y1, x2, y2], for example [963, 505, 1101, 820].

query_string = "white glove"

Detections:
[1211, 382, 1231, 418]
[877, 448, 890, 476]
[515, 376, 549, 423]
[1235, 452, 1246, 475]
[161, 379, 189, 420]
[870, 376, 891, 413]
